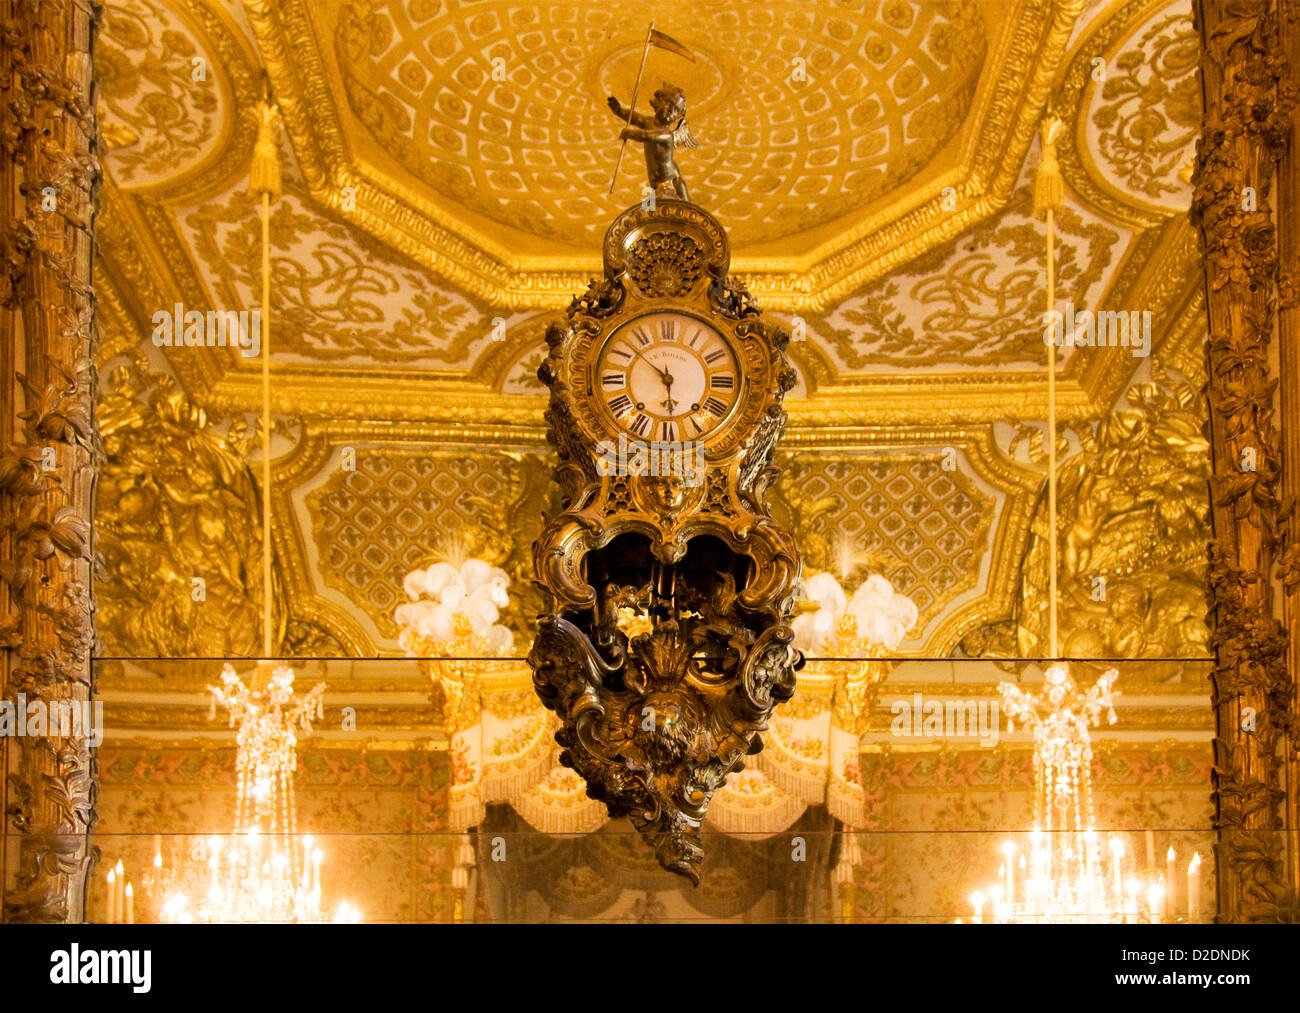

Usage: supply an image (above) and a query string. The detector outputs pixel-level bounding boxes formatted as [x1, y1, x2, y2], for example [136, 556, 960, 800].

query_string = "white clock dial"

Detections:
[596, 312, 740, 441]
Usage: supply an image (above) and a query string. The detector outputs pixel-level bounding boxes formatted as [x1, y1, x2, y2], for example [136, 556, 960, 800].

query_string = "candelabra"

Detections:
[144, 661, 359, 923]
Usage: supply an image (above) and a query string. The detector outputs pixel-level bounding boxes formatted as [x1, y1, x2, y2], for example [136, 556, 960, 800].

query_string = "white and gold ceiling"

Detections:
[92, 0, 1208, 661]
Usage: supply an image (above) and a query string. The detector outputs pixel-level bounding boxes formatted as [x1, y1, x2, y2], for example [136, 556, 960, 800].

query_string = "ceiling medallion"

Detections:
[528, 57, 802, 882]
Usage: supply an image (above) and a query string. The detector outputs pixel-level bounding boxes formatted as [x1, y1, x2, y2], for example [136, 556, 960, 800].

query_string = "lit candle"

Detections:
[1148, 883, 1166, 923]
[971, 891, 984, 924]
[1188, 853, 1202, 922]
[1145, 829, 1155, 866]
[1001, 841, 1016, 905]
[114, 860, 125, 921]
[106, 868, 117, 924]
[124, 882, 134, 925]
[312, 847, 323, 894]
[153, 834, 162, 868]
[1110, 836, 1125, 904]
[1166, 846, 1177, 919]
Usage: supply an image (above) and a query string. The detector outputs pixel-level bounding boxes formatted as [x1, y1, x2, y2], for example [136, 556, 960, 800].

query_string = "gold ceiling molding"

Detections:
[242, 0, 1085, 310]
[1075, 214, 1202, 407]
[1158, 285, 1208, 387]
[205, 371, 1110, 427]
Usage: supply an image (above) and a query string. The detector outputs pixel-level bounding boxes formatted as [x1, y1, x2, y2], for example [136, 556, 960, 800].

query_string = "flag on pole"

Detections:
[648, 28, 695, 62]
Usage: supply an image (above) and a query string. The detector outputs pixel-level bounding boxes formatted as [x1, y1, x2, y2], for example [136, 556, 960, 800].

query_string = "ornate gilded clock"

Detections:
[529, 197, 802, 883]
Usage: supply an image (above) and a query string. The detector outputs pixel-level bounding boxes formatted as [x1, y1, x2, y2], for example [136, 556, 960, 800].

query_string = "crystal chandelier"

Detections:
[964, 116, 1203, 924]
[142, 94, 361, 924]
[966, 663, 1203, 923]
[147, 661, 359, 923]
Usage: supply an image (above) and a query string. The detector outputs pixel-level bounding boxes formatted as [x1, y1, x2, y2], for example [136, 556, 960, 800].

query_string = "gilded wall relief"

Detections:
[96, 362, 280, 659]
[330, 0, 985, 249]
[962, 360, 1211, 660]
[809, 186, 1125, 372]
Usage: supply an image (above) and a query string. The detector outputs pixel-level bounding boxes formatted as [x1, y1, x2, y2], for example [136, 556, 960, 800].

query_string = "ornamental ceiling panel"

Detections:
[305, 448, 520, 639]
[806, 181, 1133, 374]
[240, 0, 1076, 307]
[92, 0, 1198, 400]
[1078, 0, 1198, 215]
[178, 182, 493, 368]
[97, 0, 231, 188]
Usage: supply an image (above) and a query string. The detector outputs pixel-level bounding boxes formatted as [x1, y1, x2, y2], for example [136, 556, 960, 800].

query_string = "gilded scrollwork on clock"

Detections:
[528, 197, 802, 882]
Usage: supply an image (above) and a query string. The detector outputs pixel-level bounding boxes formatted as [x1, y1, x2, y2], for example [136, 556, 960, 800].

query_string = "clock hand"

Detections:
[621, 344, 678, 410]
[660, 370, 677, 415]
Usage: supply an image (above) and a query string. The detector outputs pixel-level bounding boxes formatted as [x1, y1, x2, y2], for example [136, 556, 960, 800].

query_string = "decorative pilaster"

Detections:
[0, 0, 101, 922]
[1192, 0, 1296, 922]
[1278, 0, 1300, 902]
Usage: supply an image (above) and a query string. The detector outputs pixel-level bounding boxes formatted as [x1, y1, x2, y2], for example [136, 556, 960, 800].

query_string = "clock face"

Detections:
[595, 312, 740, 442]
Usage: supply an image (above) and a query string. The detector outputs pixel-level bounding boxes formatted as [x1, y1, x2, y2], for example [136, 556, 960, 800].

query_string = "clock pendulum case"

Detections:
[528, 198, 803, 883]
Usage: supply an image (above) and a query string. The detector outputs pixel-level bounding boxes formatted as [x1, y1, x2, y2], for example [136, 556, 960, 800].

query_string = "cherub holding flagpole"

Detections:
[607, 24, 697, 200]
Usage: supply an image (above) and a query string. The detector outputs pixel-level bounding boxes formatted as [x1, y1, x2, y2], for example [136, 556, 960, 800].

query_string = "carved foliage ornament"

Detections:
[529, 200, 801, 882]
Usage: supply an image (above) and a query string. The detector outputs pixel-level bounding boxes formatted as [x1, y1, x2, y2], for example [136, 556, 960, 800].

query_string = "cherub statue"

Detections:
[607, 84, 698, 201]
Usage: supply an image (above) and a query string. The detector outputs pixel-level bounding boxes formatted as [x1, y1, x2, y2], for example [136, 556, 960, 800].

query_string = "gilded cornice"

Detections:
[205, 372, 1105, 427]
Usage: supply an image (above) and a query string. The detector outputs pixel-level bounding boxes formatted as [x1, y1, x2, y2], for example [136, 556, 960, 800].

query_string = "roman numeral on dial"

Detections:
[704, 397, 728, 416]
[607, 394, 633, 417]
[633, 328, 652, 347]
[711, 374, 734, 389]
[602, 372, 625, 389]
[659, 319, 677, 342]
[631, 414, 652, 437]
[660, 420, 679, 441]
[703, 349, 725, 365]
